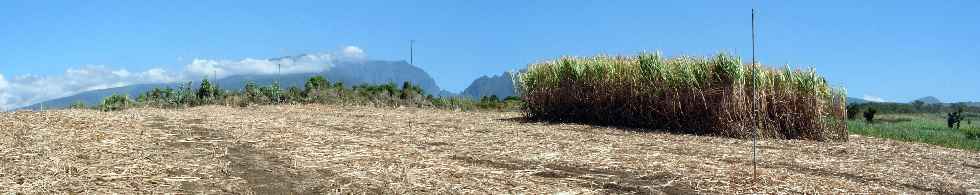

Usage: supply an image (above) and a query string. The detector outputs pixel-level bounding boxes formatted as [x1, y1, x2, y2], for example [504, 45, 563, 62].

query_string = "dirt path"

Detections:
[1, 105, 979, 194]
[144, 113, 316, 194]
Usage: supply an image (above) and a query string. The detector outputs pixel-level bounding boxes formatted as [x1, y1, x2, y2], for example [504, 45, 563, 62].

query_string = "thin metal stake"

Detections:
[751, 8, 759, 189]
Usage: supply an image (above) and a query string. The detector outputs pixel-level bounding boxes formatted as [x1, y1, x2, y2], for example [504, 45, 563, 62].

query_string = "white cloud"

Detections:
[0, 46, 367, 111]
[0, 65, 180, 110]
[0, 74, 10, 110]
[862, 95, 886, 102]
[0, 74, 8, 89]
[184, 52, 333, 79]
[341, 46, 366, 60]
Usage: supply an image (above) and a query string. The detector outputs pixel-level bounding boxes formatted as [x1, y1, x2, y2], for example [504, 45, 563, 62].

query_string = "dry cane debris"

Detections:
[0, 104, 978, 194]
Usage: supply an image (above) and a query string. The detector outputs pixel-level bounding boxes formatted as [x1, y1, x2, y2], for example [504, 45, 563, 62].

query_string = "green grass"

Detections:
[848, 113, 980, 151]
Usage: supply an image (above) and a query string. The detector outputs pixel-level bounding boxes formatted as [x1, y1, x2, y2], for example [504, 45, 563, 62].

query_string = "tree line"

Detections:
[847, 101, 979, 124]
[71, 76, 521, 112]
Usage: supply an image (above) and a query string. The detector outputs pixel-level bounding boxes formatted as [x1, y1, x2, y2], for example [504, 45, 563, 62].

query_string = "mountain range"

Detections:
[22, 59, 454, 110]
[913, 96, 943, 104]
[845, 96, 980, 107]
[16, 55, 980, 110]
[461, 71, 518, 99]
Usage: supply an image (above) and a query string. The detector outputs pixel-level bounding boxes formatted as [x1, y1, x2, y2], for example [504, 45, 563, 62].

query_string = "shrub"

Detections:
[963, 128, 980, 140]
[354, 83, 399, 97]
[174, 81, 197, 107]
[220, 91, 248, 107]
[400, 81, 424, 100]
[431, 96, 477, 110]
[477, 95, 502, 109]
[284, 86, 304, 104]
[864, 108, 877, 123]
[69, 101, 87, 109]
[846, 105, 860, 120]
[516, 52, 848, 141]
[380, 83, 398, 97]
[100, 94, 132, 111]
[261, 82, 283, 104]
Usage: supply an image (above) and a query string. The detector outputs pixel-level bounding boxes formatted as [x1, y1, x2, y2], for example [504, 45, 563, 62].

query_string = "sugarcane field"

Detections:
[3, 1, 980, 194]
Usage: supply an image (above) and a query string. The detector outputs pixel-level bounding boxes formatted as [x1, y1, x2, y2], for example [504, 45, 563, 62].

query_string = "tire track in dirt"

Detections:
[449, 155, 698, 194]
[144, 115, 312, 194]
[224, 142, 308, 194]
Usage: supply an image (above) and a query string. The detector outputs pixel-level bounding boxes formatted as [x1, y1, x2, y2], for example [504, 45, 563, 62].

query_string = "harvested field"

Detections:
[1, 105, 978, 194]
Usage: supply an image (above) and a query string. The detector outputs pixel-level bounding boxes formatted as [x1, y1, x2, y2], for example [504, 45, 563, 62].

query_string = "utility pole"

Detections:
[410, 40, 415, 65]
[277, 63, 281, 104]
[213, 70, 218, 103]
[750, 8, 759, 188]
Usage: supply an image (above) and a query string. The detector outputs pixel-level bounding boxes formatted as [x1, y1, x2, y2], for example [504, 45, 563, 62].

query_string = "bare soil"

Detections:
[1, 105, 978, 194]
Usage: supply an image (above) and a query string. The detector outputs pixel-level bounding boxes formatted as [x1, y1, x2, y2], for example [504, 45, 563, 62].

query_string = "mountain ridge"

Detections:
[20, 60, 451, 110]
[461, 71, 518, 99]
[913, 96, 942, 104]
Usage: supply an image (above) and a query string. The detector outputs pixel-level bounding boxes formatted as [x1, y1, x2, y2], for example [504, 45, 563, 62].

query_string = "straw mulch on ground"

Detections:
[0, 105, 977, 194]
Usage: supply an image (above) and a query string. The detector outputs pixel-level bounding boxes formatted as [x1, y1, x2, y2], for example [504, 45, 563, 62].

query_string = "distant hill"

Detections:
[23, 83, 175, 110]
[846, 97, 869, 105]
[912, 96, 942, 104]
[846, 95, 980, 108]
[21, 59, 449, 110]
[461, 71, 518, 99]
[325, 60, 442, 95]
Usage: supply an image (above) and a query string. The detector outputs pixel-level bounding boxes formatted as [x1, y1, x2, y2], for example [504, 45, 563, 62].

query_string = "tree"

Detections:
[244, 81, 262, 104]
[955, 107, 964, 129]
[197, 78, 220, 103]
[948, 112, 958, 129]
[304, 76, 330, 97]
[912, 100, 925, 110]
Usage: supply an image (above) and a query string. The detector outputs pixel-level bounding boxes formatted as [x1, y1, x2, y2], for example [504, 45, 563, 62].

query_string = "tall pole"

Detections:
[213, 70, 218, 102]
[277, 63, 281, 104]
[410, 40, 415, 65]
[751, 8, 758, 186]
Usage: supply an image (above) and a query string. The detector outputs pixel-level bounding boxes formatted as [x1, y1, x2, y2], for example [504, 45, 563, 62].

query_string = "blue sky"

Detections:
[1, 0, 978, 109]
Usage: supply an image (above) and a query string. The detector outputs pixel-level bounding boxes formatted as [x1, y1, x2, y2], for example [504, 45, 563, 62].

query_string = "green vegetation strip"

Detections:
[85, 76, 521, 112]
[848, 113, 980, 151]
